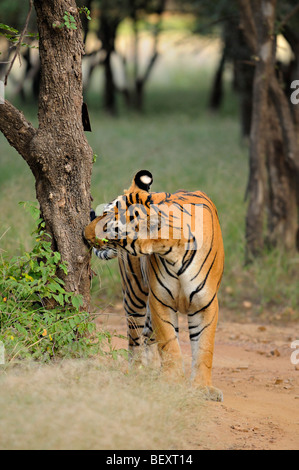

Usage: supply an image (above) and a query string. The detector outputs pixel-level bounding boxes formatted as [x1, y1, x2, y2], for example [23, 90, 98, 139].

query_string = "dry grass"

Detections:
[0, 358, 206, 450]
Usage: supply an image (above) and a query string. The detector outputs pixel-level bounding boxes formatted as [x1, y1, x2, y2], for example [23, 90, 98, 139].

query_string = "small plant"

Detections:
[52, 7, 91, 31]
[0, 23, 39, 48]
[0, 202, 128, 363]
[78, 6, 91, 21]
[63, 11, 77, 30]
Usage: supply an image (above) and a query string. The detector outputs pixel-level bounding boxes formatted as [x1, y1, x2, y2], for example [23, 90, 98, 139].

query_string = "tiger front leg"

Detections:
[118, 256, 149, 366]
[187, 295, 223, 402]
[149, 295, 184, 380]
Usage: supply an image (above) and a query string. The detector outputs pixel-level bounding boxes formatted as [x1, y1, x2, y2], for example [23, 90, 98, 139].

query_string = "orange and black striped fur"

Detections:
[84, 170, 224, 401]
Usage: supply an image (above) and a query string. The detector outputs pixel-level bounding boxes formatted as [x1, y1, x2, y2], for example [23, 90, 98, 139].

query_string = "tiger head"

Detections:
[84, 170, 154, 260]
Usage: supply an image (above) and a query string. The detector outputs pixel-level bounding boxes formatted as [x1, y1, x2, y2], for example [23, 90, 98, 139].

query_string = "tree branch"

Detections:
[269, 73, 299, 173]
[4, 0, 34, 85]
[280, 2, 299, 30]
[237, 0, 257, 53]
[0, 99, 36, 162]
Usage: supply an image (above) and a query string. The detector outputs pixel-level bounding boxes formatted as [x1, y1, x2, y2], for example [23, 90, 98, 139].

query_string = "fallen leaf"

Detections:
[270, 349, 280, 357]
[274, 378, 283, 385]
[258, 326, 266, 332]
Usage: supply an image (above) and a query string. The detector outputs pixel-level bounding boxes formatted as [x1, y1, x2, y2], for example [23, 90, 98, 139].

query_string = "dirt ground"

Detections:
[99, 306, 299, 451]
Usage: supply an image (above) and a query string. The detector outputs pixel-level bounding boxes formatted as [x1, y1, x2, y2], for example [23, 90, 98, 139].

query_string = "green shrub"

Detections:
[0, 202, 127, 362]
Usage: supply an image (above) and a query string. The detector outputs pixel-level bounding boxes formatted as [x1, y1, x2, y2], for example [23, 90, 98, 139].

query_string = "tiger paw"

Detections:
[198, 386, 223, 402]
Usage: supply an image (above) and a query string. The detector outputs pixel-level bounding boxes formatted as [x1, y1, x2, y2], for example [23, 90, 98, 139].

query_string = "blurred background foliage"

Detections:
[0, 0, 298, 322]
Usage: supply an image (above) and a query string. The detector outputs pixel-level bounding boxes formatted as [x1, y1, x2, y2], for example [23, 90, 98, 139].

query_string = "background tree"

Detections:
[0, 0, 93, 308]
[80, 0, 166, 114]
[238, 0, 299, 260]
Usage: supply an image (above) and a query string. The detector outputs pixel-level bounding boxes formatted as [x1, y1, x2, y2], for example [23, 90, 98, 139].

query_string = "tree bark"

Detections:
[266, 101, 298, 251]
[98, 9, 120, 115]
[245, 0, 276, 258]
[209, 48, 226, 111]
[0, 0, 93, 308]
[238, 0, 299, 259]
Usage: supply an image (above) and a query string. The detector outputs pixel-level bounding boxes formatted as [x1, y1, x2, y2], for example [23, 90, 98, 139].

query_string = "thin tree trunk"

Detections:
[103, 51, 117, 115]
[98, 9, 120, 115]
[209, 48, 226, 111]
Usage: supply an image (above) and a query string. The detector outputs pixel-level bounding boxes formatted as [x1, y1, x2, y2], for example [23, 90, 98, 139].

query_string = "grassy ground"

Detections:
[0, 66, 298, 321]
[0, 359, 206, 450]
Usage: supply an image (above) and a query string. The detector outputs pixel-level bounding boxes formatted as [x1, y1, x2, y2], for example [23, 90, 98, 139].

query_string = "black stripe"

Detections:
[126, 255, 149, 297]
[128, 323, 144, 330]
[119, 259, 147, 309]
[149, 258, 174, 300]
[189, 311, 217, 341]
[150, 288, 176, 313]
[162, 247, 173, 256]
[188, 292, 217, 317]
[158, 256, 178, 279]
[189, 252, 217, 304]
[190, 208, 214, 282]
[177, 226, 197, 275]
[123, 296, 146, 316]
[144, 195, 152, 208]
[128, 334, 140, 346]
[152, 255, 165, 280]
[132, 238, 139, 255]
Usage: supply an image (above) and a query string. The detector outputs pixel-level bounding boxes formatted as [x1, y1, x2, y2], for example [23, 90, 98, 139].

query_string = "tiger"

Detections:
[84, 170, 224, 401]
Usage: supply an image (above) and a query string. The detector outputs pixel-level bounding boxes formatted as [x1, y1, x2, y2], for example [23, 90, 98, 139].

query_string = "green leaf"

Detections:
[53, 293, 64, 306]
[0, 23, 19, 34]
[71, 294, 84, 310]
[87, 322, 95, 334]
[53, 252, 61, 264]
[63, 12, 77, 30]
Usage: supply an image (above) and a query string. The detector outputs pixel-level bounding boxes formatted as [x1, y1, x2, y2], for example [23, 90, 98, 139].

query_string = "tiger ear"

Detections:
[128, 170, 153, 193]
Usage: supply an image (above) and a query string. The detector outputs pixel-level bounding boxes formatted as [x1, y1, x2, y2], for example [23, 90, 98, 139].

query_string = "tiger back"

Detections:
[84, 170, 224, 401]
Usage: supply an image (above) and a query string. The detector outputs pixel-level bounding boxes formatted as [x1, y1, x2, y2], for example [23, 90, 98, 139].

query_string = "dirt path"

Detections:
[194, 322, 299, 450]
[100, 308, 299, 450]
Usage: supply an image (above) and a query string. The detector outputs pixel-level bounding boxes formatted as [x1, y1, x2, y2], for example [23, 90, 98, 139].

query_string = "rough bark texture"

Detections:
[0, 0, 93, 308]
[266, 102, 298, 250]
[245, 0, 276, 257]
[238, 0, 299, 259]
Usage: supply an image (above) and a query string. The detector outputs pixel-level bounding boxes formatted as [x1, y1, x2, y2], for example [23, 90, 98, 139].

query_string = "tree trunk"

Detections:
[222, 15, 254, 137]
[266, 101, 298, 251]
[103, 51, 117, 115]
[98, 10, 119, 115]
[0, 0, 93, 309]
[209, 48, 226, 111]
[245, 0, 276, 259]
[238, 0, 299, 260]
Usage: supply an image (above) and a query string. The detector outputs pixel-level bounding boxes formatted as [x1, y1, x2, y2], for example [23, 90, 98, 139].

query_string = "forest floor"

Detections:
[0, 306, 298, 450]
[101, 306, 299, 450]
